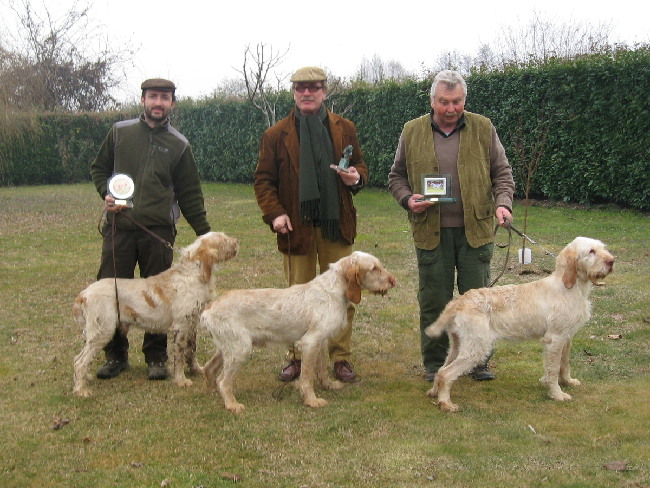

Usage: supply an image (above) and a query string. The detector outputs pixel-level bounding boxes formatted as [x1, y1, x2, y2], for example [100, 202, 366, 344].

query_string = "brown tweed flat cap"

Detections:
[290, 67, 327, 82]
[140, 78, 176, 91]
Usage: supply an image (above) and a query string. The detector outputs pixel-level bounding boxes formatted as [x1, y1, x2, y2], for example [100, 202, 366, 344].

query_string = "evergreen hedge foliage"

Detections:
[1, 48, 648, 210]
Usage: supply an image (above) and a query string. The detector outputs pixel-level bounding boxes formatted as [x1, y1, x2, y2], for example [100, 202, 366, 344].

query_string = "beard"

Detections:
[144, 105, 169, 122]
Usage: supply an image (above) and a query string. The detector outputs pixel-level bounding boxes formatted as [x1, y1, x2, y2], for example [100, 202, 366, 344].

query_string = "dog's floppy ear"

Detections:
[560, 247, 578, 289]
[194, 245, 218, 283]
[344, 263, 362, 304]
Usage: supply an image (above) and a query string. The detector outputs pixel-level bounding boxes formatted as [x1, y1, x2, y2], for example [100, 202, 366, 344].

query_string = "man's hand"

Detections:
[407, 194, 433, 214]
[104, 194, 126, 213]
[496, 206, 512, 226]
[272, 214, 293, 234]
[336, 165, 361, 187]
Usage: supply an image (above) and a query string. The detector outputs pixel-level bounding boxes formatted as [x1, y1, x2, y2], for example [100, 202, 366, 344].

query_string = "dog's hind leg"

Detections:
[431, 327, 487, 412]
[73, 317, 116, 397]
[433, 355, 476, 413]
[217, 337, 252, 414]
[540, 334, 573, 401]
[203, 350, 223, 393]
[426, 331, 460, 398]
[73, 343, 102, 397]
[218, 357, 247, 414]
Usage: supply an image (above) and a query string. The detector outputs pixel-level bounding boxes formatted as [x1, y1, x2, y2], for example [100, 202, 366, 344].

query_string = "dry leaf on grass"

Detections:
[52, 418, 70, 430]
[220, 471, 241, 482]
[603, 461, 628, 471]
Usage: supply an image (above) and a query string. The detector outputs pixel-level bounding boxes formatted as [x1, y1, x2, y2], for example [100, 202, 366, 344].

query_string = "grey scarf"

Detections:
[295, 105, 340, 242]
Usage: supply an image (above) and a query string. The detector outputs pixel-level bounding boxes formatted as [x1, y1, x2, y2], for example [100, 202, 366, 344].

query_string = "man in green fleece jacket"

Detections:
[90, 78, 211, 381]
[388, 70, 515, 383]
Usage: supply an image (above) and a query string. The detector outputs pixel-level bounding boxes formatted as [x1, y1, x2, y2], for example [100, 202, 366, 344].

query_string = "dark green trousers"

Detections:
[97, 225, 176, 364]
[416, 227, 493, 373]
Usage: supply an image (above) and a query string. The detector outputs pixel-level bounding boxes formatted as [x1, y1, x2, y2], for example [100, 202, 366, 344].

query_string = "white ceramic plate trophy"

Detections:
[108, 173, 135, 207]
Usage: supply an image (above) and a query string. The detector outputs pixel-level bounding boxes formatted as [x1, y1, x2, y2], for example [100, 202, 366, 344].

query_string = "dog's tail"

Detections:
[424, 307, 454, 338]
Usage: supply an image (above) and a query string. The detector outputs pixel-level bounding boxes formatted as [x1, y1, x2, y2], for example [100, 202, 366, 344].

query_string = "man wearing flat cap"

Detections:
[254, 66, 369, 383]
[90, 78, 211, 382]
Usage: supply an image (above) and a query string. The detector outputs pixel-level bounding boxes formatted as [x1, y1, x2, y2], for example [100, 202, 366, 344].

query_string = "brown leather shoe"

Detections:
[278, 360, 301, 382]
[333, 361, 357, 383]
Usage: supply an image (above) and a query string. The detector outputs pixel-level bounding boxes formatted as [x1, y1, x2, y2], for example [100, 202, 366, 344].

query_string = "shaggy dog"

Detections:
[425, 237, 614, 412]
[73, 231, 238, 397]
[200, 251, 396, 414]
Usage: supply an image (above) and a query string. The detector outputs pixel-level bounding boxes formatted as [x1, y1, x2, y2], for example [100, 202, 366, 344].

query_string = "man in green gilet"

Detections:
[388, 70, 515, 382]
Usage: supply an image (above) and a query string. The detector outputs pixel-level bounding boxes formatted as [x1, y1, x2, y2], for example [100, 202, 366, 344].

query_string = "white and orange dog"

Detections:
[200, 251, 396, 414]
[73, 232, 238, 397]
[425, 237, 614, 412]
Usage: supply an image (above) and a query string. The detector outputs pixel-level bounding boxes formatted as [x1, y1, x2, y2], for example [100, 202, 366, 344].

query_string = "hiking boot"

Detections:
[333, 360, 358, 383]
[278, 360, 301, 382]
[470, 364, 495, 381]
[147, 362, 169, 380]
[96, 359, 129, 379]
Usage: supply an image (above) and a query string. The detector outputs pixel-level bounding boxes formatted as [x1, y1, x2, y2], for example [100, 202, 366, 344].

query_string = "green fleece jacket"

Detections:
[90, 115, 210, 235]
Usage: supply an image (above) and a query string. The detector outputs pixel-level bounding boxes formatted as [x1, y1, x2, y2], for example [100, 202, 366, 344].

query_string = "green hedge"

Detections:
[0, 111, 137, 186]
[1, 48, 648, 210]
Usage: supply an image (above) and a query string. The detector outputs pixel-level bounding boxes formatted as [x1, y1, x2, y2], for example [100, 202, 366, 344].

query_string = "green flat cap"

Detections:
[290, 66, 327, 82]
[141, 78, 176, 91]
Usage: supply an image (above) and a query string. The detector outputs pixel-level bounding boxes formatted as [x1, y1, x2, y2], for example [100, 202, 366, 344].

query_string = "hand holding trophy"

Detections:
[107, 173, 135, 209]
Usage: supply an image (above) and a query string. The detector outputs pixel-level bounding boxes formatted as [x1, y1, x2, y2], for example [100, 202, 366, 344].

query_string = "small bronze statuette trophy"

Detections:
[330, 144, 354, 173]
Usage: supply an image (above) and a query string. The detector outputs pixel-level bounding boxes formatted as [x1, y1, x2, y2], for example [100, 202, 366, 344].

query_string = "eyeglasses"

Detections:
[294, 84, 324, 93]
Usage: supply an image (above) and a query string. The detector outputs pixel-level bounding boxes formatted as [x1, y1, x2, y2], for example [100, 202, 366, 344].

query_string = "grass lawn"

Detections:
[0, 182, 648, 488]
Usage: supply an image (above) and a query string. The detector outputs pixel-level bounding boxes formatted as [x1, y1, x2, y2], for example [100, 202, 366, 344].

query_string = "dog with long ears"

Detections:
[425, 237, 614, 412]
[200, 251, 396, 414]
[73, 231, 239, 397]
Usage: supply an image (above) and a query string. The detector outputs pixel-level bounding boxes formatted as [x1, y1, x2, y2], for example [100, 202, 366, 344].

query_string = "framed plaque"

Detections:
[422, 174, 452, 198]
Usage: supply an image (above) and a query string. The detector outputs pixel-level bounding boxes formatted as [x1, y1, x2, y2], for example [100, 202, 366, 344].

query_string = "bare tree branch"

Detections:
[236, 42, 289, 128]
[1, 0, 134, 111]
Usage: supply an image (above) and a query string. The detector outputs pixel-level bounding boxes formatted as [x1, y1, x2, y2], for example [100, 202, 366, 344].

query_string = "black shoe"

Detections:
[147, 362, 169, 380]
[96, 360, 129, 379]
[424, 371, 436, 382]
[470, 364, 495, 381]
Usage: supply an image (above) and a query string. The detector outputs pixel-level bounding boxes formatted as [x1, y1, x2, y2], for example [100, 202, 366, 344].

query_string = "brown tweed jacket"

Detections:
[254, 108, 368, 255]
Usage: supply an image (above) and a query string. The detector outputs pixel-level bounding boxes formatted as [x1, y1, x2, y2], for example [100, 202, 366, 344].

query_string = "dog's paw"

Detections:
[549, 390, 572, 401]
[304, 397, 329, 408]
[226, 402, 246, 414]
[439, 400, 460, 413]
[426, 387, 438, 397]
[561, 378, 581, 387]
[326, 380, 344, 391]
[174, 378, 193, 388]
[73, 388, 93, 398]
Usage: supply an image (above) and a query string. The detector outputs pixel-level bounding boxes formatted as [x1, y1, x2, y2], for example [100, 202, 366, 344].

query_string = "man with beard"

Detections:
[90, 78, 211, 382]
[254, 66, 368, 383]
